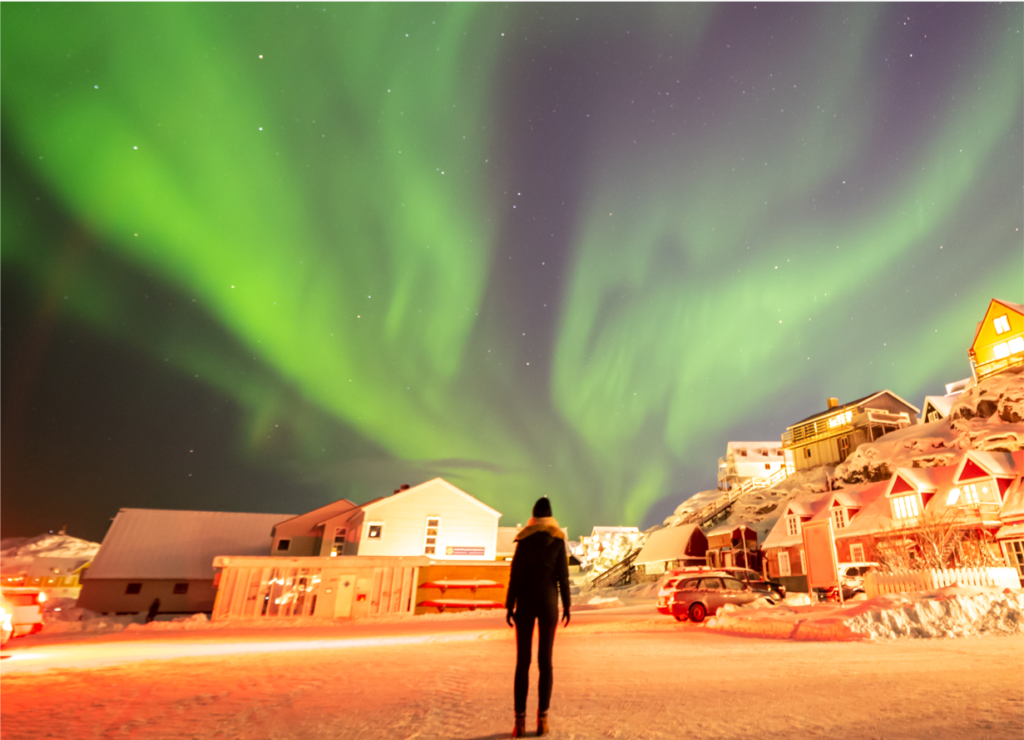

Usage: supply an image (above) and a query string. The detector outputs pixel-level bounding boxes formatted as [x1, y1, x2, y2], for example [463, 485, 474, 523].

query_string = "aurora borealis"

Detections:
[2, 4, 1021, 542]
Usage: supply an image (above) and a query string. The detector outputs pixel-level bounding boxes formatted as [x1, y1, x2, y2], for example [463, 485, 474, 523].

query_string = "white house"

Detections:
[272, 479, 502, 561]
[717, 441, 787, 490]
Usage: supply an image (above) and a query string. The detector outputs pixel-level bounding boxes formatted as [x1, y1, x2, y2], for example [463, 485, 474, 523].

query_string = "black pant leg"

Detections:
[536, 610, 558, 714]
[513, 612, 536, 714]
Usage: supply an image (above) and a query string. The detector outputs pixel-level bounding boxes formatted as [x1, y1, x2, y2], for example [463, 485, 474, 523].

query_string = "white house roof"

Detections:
[922, 394, 959, 419]
[85, 508, 294, 581]
[361, 478, 501, 518]
[633, 525, 704, 565]
[727, 442, 785, 459]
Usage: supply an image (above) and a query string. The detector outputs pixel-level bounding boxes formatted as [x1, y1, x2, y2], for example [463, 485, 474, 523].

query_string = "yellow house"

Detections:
[969, 298, 1024, 381]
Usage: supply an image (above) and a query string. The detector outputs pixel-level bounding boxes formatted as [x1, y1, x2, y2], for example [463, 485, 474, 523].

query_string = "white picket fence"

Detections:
[865, 567, 1021, 597]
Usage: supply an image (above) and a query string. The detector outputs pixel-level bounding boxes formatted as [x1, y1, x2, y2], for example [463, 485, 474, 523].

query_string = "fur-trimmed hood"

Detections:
[514, 516, 565, 541]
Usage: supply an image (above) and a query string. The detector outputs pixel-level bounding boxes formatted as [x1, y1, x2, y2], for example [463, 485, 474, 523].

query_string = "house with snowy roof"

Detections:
[782, 391, 919, 474]
[968, 298, 1024, 383]
[270, 478, 502, 561]
[717, 441, 787, 491]
[921, 378, 971, 423]
[764, 451, 1024, 590]
[632, 524, 707, 579]
[78, 508, 295, 616]
[761, 492, 832, 591]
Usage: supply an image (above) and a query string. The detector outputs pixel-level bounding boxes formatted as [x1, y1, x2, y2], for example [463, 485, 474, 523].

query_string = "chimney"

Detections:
[827, 397, 840, 409]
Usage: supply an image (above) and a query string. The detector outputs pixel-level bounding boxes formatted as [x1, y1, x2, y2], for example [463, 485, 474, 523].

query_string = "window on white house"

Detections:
[961, 484, 980, 505]
[331, 527, 347, 557]
[891, 495, 920, 520]
[1009, 336, 1024, 354]
[786, 516, 801, 537]
[849, 543, 865, 562]
[799, 549, 806, 575]
[831, 508, 848, 530]
[993, 342, 1010, 360]
[367, 523, 384, 540]
[423, 517, 441, 555]
[804, 448, 812, 458]
[765, 463, 771, 470]
[778, 552, 791, 577]
[276, 539, 291, 552]
[993, 315, 1010, 334]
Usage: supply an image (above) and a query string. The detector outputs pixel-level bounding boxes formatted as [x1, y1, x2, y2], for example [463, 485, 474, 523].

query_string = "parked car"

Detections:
[657, 566, 785, 614]
[831, 562, 878, 601]
[0, 587, 46, 640]
[0, 594, 13, 646]
[669, 572, 765, 623]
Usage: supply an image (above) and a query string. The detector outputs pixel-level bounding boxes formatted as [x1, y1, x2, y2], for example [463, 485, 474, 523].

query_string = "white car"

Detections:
[833, 562, 878, 601]
[0, 595, 13, 646]
[0, 587, 46, 641]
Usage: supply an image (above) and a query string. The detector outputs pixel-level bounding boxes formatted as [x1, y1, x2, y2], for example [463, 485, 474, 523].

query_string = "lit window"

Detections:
[1009, 336, 1024, 354]
[1007, 541, 1024, 579]
[367, 523, 384, 540]
[946, 487, 961, 506]
[786, 516, 800, 537]
[831, 508, 848, 529]
[332, 527, 347, 557]
[424, 517, 441, 555]
[961, 484, 979, 504]
[891, 495, 919, 519]
[849, 543, 865, 562]
[993, 315, 1010, 334]
[993, 342, 1010, 360]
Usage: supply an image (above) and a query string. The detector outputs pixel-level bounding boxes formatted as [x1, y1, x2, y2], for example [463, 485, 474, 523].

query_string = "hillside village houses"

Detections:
[717, 442, 787, 491]
[781, 391, 920, 474]
[759, 297, 1024, 590]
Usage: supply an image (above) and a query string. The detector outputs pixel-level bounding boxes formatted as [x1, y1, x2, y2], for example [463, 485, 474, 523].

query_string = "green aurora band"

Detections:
[2, 4, 1021, 535]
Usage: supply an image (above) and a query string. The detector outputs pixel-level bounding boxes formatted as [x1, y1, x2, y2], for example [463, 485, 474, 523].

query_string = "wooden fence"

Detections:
[865, 567, 1021, 596]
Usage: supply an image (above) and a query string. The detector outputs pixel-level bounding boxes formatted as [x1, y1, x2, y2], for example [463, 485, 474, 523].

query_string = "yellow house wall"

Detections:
[353, 481, 499, 559]
[972, 302, 1024, 366]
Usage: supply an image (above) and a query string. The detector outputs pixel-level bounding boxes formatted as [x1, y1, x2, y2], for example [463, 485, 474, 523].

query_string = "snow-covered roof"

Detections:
[789, 390, 920, 427]
[922, 394, 959, 419]
[956, 450, 1023, 481]
[970, 298, 1024, 347]
[833, 482, 891, 539]
[633, 525, 705, 565]
[726, 442, 784, 459]
[762, 492, 832, 549]
[85, 508, 295, 580]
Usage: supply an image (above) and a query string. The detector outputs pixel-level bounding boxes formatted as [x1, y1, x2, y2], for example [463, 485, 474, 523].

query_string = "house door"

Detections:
[333, 574, 356, 618]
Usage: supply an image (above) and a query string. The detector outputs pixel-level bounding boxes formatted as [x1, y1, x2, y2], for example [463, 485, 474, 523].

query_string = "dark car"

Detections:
[669, 574, 765, 622]
[719, 568, 786, 601]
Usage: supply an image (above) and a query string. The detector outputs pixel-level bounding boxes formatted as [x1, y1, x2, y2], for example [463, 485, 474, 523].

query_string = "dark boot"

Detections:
[537, 712, 549, 737]
[512, 712, 526, 738]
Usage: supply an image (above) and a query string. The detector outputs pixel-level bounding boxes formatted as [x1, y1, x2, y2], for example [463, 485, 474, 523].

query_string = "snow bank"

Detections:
[0, 533, 100, 576]
[703, 585, 1024, 641]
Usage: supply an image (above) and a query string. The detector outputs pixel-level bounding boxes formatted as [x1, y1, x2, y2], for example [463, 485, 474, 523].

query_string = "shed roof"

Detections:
[633, 525, 705, 565]
[789, 390, 920, 427]
[85, 508, 295, 580]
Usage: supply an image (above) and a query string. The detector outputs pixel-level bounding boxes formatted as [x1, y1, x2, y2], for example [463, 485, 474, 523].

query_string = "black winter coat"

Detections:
[505, 519, 571, 616]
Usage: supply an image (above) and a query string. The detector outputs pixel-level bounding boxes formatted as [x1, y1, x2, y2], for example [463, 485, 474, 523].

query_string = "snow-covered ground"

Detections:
[3, 596, 1022, 740]
[706, 585, 1024, 641]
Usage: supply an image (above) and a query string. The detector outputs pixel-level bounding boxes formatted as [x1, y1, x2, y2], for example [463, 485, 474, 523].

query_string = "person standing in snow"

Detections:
[505, 497, 571, 738]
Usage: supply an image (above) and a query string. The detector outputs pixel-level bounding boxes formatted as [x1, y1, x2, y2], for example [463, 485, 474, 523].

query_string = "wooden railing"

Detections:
[680, 465, 792, 527]
[975, 353, 1024, 380]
